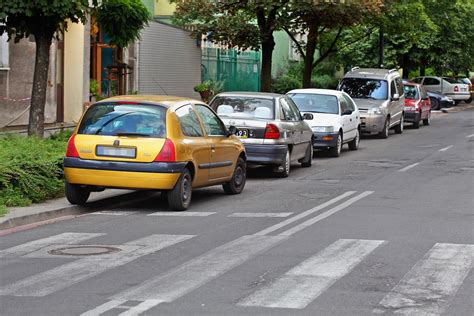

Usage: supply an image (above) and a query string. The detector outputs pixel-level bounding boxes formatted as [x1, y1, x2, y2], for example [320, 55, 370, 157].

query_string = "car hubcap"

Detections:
[400, 117, 404, 131]
[285, 152, 290, 173]
[234, 166, 244, 186]
[182, 176, 190, 201]
[337, 136, 342, 154]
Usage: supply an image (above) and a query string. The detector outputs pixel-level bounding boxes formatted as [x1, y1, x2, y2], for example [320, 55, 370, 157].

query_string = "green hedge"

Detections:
[0, 130, 72, 216]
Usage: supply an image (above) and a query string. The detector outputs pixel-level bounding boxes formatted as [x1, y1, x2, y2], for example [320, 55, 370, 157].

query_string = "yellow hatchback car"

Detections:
[64, 95, 247, 211]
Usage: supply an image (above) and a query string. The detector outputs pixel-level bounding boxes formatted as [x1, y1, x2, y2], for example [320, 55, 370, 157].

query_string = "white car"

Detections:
[287, 89, 360, 157]
[411, 76, 470, 104]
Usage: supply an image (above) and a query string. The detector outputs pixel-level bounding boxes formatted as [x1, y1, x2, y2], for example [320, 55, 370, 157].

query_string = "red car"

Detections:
[403, 83, 431, 128]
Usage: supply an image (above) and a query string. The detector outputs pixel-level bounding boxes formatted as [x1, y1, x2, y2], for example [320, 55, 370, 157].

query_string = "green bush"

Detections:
[0, 130, 72, 215]
[272, 75, 302, 94]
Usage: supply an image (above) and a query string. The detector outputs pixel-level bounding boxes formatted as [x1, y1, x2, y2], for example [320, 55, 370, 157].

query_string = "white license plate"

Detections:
[96, 146, 136, 158]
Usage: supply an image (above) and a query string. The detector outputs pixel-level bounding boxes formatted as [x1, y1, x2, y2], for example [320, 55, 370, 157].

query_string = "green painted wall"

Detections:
[272, 31, 290, 77]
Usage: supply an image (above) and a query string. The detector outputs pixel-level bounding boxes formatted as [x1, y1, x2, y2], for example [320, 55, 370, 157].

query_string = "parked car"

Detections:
[427, 90, 455, 110]
[411, 76, 470, 105]
[286, 89, 360, 157]
[64, 95, 247, 211]
[455, 77, 473, 103]
[209, 92, 313, 177]
[338, 67, 405, 138]
[402, 83, 431, 128]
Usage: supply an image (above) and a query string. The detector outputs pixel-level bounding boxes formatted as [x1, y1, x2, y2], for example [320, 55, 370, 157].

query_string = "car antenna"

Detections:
[153, 78, 169, 95]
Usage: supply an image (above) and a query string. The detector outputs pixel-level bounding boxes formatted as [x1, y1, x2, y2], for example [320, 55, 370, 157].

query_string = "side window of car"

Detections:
[412, 77, 423, 84]
[285, 97, 303, 121]
[395, 77, 404, 97]
[175, 105, 204, 137]
[421, 87, 429, 99]
[339, 97, 350, 113]
[424, 78, 440, 85]
[194, 104, 227, 136]
[390, 80, 397, 98]
[280, 98, 298, 121]
[343, 94, 356, 111]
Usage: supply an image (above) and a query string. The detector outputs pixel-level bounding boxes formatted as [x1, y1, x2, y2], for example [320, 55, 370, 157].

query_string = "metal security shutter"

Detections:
[138, 21, 202, 99]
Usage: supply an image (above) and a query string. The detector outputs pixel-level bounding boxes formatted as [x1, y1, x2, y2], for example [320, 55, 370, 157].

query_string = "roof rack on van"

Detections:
[388, 68, 398, 73]
[351, 66, 360, 72]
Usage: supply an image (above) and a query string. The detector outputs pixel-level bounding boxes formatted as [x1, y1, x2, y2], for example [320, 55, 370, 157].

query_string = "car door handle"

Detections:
[211, 145, 216, 151]
[350, 119, 352, 122]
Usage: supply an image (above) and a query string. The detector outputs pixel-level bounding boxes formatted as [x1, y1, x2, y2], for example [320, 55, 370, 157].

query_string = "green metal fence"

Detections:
[201, 47, 261, 92]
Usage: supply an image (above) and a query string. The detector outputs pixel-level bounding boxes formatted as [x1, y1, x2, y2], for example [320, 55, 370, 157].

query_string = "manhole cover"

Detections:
[48, 246, 121, 256]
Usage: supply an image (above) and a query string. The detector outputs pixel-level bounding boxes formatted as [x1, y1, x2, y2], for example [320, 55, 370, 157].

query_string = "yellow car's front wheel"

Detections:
[167, 169, 192, 211]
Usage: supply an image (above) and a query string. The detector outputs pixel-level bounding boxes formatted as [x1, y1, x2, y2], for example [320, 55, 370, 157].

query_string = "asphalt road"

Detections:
[1, 108, 473, 316]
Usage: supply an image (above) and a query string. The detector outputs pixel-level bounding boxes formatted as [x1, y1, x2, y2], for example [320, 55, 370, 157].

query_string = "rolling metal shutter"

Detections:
[138, 21, 202, 99]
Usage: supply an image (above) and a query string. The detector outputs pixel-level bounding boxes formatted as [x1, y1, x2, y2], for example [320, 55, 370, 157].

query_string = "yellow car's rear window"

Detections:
[78, 102, 167, 138]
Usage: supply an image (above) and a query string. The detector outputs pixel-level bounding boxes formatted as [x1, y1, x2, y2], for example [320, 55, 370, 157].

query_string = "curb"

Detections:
[0, 190, 156, 231]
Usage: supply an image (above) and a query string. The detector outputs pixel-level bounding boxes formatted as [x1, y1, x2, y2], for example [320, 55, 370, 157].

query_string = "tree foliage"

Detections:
[96, 0, 151, 49]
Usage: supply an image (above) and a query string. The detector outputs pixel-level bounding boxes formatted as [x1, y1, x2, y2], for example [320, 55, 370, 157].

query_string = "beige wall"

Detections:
[154, 0, 175, 16]
[63, 22, 85, 124]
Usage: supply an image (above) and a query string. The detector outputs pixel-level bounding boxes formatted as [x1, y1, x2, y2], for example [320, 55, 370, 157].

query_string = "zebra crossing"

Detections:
[1, 231, 472, 315]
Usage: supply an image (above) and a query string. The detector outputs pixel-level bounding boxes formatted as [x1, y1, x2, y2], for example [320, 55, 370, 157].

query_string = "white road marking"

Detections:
[238, 239, 385, 309]
[0, 233, 104, 258]
[278, 191, 374, 237]
[0, 234, 194, 297]
[398, 163, 420, 172]
[80, 299, 126, 316]
[254, 191, 356, 236]
[229, 212, 293, 218]
[439, 145, 453, 152]
[147, 212, 216, 217]
[466, 134, 474, 138]
[92, 211, 139, 216]
[112, 235, 286, 302]
[376, 243, 474, 315]
[118, 300, 163, 316]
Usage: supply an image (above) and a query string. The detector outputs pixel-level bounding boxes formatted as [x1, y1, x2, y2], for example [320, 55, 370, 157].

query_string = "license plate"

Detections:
[96, 146, 136, 158]
[236, 129, 249, 138]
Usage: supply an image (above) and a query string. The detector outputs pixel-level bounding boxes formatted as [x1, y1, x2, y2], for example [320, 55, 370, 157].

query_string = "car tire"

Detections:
[348, 128, 360, 151]
[274, 149, 290, 178]
[454, 100, 461, 105]
[167, 168, 192, 211]
[394, 115, 404, 134]
[223, 158, 246, 195]
[329, 133, 342, 157]
[423, 113, 431, 126]
[300, 143, 313, 167]
[466, 97, 472, 104]
[378, 118, 389, 139]
[430, 98, 440, 110]
[413, 118, 420, 129]
[65, 181, 90, 205]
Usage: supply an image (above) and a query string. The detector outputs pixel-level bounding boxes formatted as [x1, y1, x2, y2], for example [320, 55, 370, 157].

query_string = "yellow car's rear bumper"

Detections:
[64, 157, 184, 190]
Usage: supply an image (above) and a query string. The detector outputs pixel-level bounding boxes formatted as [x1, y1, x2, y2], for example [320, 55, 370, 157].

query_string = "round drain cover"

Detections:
[48, 246, 121, 256]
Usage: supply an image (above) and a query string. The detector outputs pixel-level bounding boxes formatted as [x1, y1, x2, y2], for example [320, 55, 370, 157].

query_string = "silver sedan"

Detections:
[209, 92, 314, 177]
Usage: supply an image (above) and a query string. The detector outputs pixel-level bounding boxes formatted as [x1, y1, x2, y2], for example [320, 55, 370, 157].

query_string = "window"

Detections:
[340, 97, 350, 113]
[288, 93, 339, 114]
[280, 98, 299, 121]
[390, 81, 397, 98]
[343, 94, 356, 111]
[423, 77, 440, 85]
[403, 85, 419, 100]
[0, 33, 8, 68]
[175, 105, 204, 137]
[395, 77, 404, 97]
[339, 78, 388, 100]
[411, 77, 423, 84]
[78, 103, 167, 138]
[285, 97, 303, 121]
[195, 105, 227, 136]
[210, 96, 275, 120]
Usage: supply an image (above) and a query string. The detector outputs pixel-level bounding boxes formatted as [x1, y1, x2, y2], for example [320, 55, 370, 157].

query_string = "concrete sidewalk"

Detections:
[0, 189, 149, 230]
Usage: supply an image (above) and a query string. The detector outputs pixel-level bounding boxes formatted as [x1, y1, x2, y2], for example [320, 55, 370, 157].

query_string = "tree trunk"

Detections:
[303, 25, 318, 88]
[420, 65, 426, 76]
[260, 34, 274, 92]
[28, 34, 52, 138]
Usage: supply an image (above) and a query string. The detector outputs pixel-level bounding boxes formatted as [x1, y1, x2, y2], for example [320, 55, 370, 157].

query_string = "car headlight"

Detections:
[368, 107, 383, 114]
[312, 126, 334, 133]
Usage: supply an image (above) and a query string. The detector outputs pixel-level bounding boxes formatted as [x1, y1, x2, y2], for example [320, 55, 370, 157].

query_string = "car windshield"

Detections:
[403, 85, 419, 100]
[443, 77, 463, 84]
[339, 78, 388, 100]
[210, 96, 275, 119]
[78, 103, 167, 138]
[287, 93, 339, 114]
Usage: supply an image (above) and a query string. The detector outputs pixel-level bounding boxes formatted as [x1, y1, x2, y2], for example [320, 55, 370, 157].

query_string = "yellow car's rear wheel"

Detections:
[223, 157, 246, 194]
[167, 168, 192, 211]
[65, 181, 90, 205]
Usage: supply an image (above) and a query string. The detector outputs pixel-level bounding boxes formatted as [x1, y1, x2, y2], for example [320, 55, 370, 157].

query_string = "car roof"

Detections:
[287, 89, 344, 97]
[344, 68, 400, 80]
[214, 91, 282, 99]
[98, 95, 203, 108]
[403, 82, 421, 87]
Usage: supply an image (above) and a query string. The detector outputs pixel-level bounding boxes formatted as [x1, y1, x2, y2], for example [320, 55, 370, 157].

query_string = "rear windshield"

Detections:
[339, 78, 388, 100]
[210, 97, 275, 120]
[78, 103, 167, 138]
[287, 93, 339, 114]
[443, 77, 463, 84]
[403, 85, 419, 99]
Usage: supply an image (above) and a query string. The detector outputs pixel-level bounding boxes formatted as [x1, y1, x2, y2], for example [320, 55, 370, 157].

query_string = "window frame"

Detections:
[175, 104, 205, 137]
[194, 104, 228, 137]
